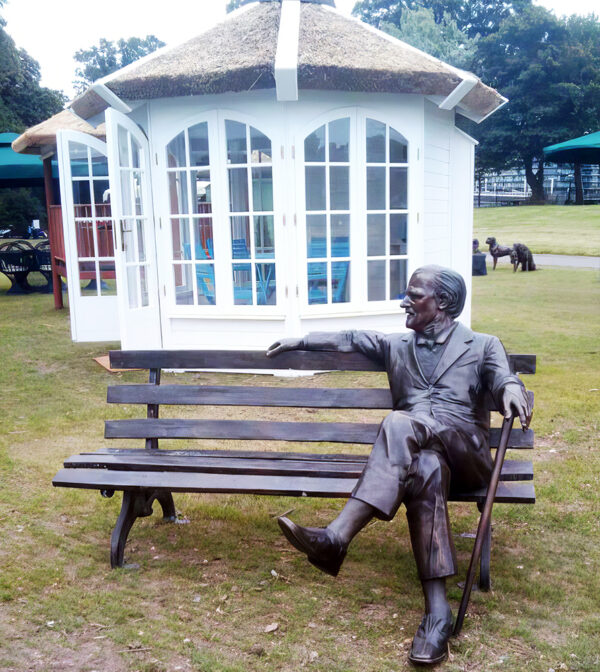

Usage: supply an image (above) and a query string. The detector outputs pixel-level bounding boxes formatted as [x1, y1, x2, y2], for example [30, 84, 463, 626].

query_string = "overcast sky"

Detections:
[3, 0, 599, 100]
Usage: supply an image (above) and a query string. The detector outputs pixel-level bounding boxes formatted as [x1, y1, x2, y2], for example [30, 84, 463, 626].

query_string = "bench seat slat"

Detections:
[62, 452, 533, 481]
[52, 468, 535, 503]
[104, 419, 534, 448]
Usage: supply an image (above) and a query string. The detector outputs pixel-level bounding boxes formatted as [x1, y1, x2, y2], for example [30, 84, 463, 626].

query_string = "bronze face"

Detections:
[400, 270, 443, 333]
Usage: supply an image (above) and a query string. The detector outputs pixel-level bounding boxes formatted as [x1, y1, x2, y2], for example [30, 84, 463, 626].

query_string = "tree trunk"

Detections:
[574, 163, 584, 205]
[525, 159, 545, 203]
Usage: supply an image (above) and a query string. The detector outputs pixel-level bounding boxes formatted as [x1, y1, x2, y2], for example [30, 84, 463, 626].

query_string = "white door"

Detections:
[56, 130, 120, 342]
[106, 109, 162, 349]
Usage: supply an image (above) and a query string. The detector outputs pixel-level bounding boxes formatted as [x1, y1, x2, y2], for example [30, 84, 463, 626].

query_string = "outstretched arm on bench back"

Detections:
[266, 330, 388, 364]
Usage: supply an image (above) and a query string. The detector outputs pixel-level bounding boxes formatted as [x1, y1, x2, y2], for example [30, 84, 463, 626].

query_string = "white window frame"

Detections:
[296, 107, 415, 319]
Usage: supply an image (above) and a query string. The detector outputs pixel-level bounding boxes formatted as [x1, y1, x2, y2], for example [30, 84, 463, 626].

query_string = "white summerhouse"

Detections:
[15, 0, 505, 349]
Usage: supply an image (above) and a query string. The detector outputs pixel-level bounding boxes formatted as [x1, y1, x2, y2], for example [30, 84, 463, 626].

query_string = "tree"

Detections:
[0, 187, 46, 235]
[471, 7, 600, 202]
[352, 0, 532, 38]
[73, 35, 165, 93]
[381, 6, 478, 70]
[226, 0, 243, 12]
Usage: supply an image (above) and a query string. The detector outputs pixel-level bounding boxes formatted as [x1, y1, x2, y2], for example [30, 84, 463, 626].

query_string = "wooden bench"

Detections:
[53, 349, 535, 589]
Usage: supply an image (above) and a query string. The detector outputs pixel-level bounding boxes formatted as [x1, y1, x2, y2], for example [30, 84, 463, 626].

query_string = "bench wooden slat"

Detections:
[104, 418, 535, 447]
[109, 350, 536, 375]
[52, 468, 535, 503]
[107, 385, 395, 409]
[63, 452, 533, 481]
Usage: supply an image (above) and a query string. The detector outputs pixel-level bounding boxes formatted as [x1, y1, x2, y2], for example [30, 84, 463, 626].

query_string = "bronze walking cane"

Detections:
[453, 413, 516, 636]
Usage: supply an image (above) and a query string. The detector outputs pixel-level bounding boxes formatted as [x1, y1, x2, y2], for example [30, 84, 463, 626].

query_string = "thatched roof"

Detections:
[12, 109, 106, 156]
[91, 1, 502, 119]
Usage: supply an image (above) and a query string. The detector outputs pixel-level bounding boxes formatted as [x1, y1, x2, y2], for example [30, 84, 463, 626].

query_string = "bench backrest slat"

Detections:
[109, 350, 536, 375]
[105, 419, 535, 448]
[107, 385, 394, 408]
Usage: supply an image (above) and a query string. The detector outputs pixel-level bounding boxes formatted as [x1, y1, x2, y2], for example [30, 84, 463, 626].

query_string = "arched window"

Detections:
[301, 112, 409, 309]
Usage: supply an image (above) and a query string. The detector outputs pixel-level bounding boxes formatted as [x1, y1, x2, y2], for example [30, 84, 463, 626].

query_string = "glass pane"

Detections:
[256, 263, 276, 305]
[306, 215, 326, 258]
[233, 263, 253, 305]
[79, 262, 98, 296]
[332, 261, 350, 303]
[136, 219, 146, 263]
[194, 219, 214, 260]
[118, 127, 130, 167]
[390, 127, 408, 163]
[254, 216, 274, 259]
[70, 143, 89, 177]
[192, 170, 212, 214]
[121, 171, 133, 217]
[330, 166, 349, 210]
[75, 221, 95, 259]
[305, 124, 325, 162]
[368, 260, 386, 301]
[139, 265, 149, 307]
[172, 218, 191, 260]
[366, 119, 386, 163]
[189, 122, 209, 166]
[331, 214, 350, 257]
[252, 167, 273, 211]
[367, 214, 386, 256]
[133, 171, 143, 215]
[92, 179, 110, 208]
[390, 258, 408, 300]
[132, 138, 141, 169]
[390, 214, 407, 255]
[196, 264, 216, 305]
[127, 265, 139, 308]
[99, 261, 117, 296]
[390, 167, 408, 209]
[367, 167, 386, 210]
[329, 118, 349, 162]
[174, 264, 193, 305]
[96, 221, 114, 258]
[90, 149, 108, 177]
[169, 171, 189, 214]
[226, 120, 247, 164]
[250, 127, 272, 164]
[229, 168, 249, 212]
[230, 216, 251, 259]
[307, 262, 327, 305]
[167, 131, 186, 168]
[72, 180, 91, 208]
[123, 221, 136, 263]
[305, 166, 326, 211]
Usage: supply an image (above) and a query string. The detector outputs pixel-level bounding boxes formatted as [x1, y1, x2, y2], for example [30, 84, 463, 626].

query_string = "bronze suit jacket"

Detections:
[303, 322, 523, 457]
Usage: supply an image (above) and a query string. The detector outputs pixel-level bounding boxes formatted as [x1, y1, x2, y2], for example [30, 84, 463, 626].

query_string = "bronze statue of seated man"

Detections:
[267, 265, 531, 666]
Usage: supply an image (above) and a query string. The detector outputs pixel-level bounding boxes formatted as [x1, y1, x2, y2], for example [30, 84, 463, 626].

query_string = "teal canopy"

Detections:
[543, 131, 600, 164]
[0, 133, 58, 187]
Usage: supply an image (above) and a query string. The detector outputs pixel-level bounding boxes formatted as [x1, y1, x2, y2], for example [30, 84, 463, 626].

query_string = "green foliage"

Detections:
[73, 35, 165, 93]
[0, 187, 46, 234]
[381, 6, 478, 70]
[469, 8, 600, 200]
[352, 0, 532, 37]
[0, 24, 65, 133]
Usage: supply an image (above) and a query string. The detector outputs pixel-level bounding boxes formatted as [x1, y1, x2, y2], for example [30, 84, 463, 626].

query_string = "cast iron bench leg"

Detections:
[109, 489, 176, 568]
[477, 501, 492, 591]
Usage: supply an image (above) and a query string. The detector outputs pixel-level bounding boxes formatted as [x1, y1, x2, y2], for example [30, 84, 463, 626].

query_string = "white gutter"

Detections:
[90, 83, 132, 114]
[275, 0, 301, 101]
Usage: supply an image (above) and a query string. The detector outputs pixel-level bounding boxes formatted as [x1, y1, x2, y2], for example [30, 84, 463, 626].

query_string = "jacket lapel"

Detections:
[429, 322, 474, 384]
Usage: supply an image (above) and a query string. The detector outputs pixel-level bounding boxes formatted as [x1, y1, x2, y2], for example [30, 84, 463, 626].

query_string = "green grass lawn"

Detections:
[0, 267, 599, 671]
[474, 205, 600, 256]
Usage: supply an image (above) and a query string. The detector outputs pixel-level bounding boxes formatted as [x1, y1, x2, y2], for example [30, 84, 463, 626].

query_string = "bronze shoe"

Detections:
[277, 516, 347, 577]
[408, 609, 453, 666]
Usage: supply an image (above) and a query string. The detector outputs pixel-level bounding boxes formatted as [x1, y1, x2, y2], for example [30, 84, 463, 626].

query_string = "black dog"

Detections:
[485, 236, 512, 270]
[510, 243, 536, 272]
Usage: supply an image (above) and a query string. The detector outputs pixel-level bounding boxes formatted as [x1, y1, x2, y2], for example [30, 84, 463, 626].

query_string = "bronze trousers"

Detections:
[351, 411, 492, 581]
